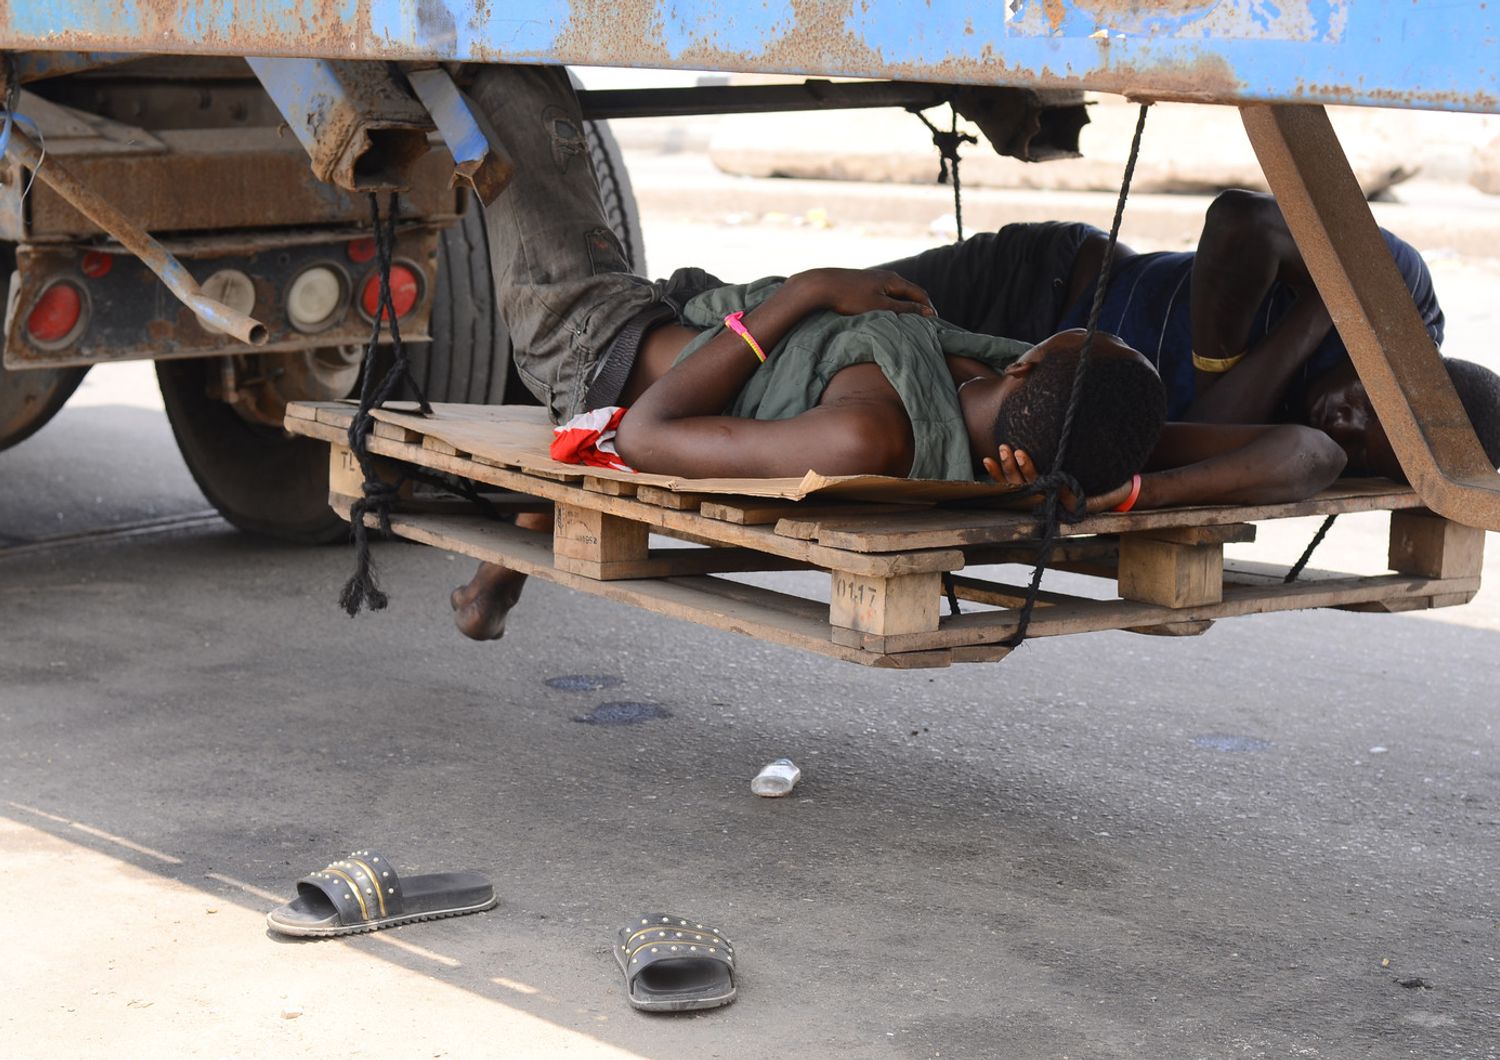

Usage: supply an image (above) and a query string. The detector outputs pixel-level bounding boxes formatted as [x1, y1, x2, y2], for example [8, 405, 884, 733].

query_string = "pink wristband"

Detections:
[1113, 473, 1143, 513]
[724, 310, 767, 363]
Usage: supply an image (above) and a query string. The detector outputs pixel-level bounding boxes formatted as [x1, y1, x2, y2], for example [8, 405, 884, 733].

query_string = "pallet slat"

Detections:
[777, 482, 1419, 552]
[699, 498, 929, 526]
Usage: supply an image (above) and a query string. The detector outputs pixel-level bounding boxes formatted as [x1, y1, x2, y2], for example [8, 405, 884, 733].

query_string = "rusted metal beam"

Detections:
[0, 127, 459, 242]
[573, 80, 957, 120]
[9, 51, 134, 83]
[1241, 103, 1500, 531]
[247, 57, 433, 192]
[406, 67, 512, 206]
[2, 128, 267, 345]
[571, 80, 1088, 162]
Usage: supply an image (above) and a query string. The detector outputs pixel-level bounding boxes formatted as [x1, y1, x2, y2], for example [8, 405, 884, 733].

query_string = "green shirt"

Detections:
[678, 278, 1031, 480]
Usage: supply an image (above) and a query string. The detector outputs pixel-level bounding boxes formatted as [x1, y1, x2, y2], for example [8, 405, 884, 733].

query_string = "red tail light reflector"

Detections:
[360, 265, 419, 321]
[27, 282, 85, 346]
[346, 238, 376, 263]
[81, 252, 113, 278]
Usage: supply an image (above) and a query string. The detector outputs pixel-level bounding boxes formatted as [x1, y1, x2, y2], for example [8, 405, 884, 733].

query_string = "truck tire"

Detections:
[0, 363, 89, 452]
[407, 118, 643, 405]
[160, 118, 641, 543]
[156, 355, 350, 543]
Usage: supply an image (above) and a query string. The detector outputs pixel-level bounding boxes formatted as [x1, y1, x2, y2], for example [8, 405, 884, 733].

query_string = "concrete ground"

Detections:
[4, 138, 1500, 1058]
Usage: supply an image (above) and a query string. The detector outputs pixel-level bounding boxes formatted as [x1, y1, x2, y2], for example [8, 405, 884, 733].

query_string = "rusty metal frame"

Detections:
[1241, 104, 1500, 531]
[0, 3, 1495, 114]
[406, 67, 512, 206]
[246, 57, 434, 192]
[573, 81, 985, 120]
[2, 126, 268, 345]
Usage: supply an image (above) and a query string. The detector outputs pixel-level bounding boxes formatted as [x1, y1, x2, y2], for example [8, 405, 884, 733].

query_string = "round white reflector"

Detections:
[287, 267, 345, 332]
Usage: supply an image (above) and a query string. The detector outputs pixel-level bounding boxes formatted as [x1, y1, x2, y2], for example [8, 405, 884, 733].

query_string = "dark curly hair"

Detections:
[1445, 357, 1500, 467]
[992, 344, 1167, 496]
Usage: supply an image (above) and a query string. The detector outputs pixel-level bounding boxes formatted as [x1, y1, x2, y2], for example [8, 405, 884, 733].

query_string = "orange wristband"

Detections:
[1113, 473, 1142, 513]
[723, 311, 766, 363]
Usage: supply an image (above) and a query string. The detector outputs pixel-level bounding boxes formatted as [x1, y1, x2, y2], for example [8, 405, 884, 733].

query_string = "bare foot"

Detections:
[450, 562, 527, 641]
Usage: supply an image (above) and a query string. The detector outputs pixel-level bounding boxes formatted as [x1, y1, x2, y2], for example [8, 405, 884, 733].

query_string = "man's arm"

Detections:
[613, 268, 933, 478]
[991, 421, 1347, 509]
[1138, 422, 1346, 506]
[1185, 190, 1334, 424]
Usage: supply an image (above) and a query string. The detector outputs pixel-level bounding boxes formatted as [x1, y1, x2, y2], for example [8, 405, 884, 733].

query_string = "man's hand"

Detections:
[982, 443, 1036, 488]
[784, 268, 935, 318]
[984, 443, 1136, 512]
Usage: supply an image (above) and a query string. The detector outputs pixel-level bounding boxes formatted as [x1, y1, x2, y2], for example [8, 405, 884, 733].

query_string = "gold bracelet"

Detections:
[1192, 350, 1246, 373]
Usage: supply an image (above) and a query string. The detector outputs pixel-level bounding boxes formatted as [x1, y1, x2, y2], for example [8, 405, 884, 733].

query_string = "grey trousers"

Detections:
[467, 65, 658, 422]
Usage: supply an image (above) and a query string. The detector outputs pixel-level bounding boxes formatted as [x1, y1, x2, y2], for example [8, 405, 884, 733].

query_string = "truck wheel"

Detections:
[406, 118, 643, 405]
[0, 363, 89, 452]
[156, 354, 350, 543]
[160, 119, 640, 543]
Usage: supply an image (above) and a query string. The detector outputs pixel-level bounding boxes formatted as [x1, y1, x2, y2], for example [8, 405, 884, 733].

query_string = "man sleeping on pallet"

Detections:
[449, 66, 1350, 640]
[879, 193, 1500, 480]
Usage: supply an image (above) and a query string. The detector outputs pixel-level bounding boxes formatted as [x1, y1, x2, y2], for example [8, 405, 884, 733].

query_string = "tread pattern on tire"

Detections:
[409, 191, 503, 405]
[586, 120, 644, 275]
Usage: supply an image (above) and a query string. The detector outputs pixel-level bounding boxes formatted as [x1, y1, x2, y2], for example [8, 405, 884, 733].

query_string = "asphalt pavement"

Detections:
[4, 197, 1500, 1058]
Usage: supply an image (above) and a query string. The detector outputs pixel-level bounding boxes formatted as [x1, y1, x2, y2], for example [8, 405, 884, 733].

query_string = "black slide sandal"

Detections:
[615, 914, 737, 1012]
[266, 850, 496, 938]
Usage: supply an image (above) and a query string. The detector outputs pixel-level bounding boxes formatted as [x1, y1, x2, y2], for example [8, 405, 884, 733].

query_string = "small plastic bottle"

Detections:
[751, 757, 801, 797]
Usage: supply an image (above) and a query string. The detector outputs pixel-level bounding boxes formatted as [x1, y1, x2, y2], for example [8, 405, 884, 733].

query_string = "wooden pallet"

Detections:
[286, 401, 1486, 669]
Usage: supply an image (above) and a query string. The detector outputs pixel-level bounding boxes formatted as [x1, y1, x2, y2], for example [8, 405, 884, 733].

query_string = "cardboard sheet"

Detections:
[368, 402, 1023, 504]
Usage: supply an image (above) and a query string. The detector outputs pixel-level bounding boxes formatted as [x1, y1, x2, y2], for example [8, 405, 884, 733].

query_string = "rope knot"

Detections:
[339, 476, 405, 616]
[929, 128, 977, 184]
[908, 104, 977, 240]
[354, 479, 401, 532]
[1034, 470, 1090, 525]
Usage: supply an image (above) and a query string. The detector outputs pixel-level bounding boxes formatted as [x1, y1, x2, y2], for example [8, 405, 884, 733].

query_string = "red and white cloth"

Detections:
[549, 406, 634, 472]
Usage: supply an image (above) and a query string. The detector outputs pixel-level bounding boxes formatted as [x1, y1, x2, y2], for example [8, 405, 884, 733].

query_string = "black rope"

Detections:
[910, 106, 977, 242]
[999, 103, 1152, 649]
[1284, 514, 1337, 583]
[942, 572, 963, 616]
[339, 192, 434, 617]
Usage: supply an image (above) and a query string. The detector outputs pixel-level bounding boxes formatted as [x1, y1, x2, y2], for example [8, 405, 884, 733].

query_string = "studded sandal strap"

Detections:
[297, 850, 405, 925]
[620, 914, 734, 981]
